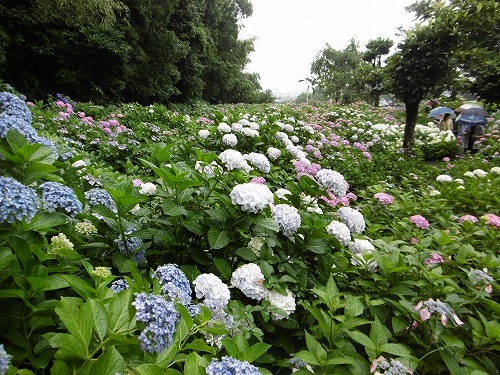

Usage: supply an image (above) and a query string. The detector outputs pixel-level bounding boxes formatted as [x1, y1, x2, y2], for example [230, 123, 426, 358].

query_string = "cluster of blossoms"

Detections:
[92, 267, 111, 278]
[247, 236, 266, 256]
[468, 269, 493, 293]
[266, 146, 281, 160]
[326, 220, 351, 246]
[0, 177, 39, 223]
[138, 182, 157, 195]
[84, 188, 117, 213]
[244, 152, 271, 173]
[195, 161, 221, 176]
[39, 182, 82, 217]
[409, 215, 430, 230]
[0, 92, 58, 157]
[206, 356, 260, 375]
[219, 149, 252, 173]
[231, 263, 296, 320]
[50, 233, 74, 250]
[271, 204, 301, 237]
[222, 133, 238, 147]
[193, 273, 231, 307]
[337, 207, 366, 233]
[349, 239, 377, 271]
[483, 213, 500, 228]
[423, 253, 449, 266]
[374, 192, 394, 205]
[370, 356, 413, 374]
[115, 228, 145, 263]
[315, 169, 348, 197]
[0, 344, 11, 375]
[459, 214, 478, 223]
[230, 183, 273, 213]
[152, 264, 192, 306]
[75, 220, 97, 235]
[288, 357, 314, 373]
[414, 298, 464, 326]
[110, 278, 130, 293]
[198, 129, 210, 139]
[132, 293, 179, 353]
[436, 174, 453, 183]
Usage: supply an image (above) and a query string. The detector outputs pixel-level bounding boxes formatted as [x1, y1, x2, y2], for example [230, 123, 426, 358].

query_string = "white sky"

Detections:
[239, 0, 418, 95]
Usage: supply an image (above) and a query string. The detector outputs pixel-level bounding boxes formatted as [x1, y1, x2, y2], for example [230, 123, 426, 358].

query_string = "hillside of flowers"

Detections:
[0, 88, 499, 375]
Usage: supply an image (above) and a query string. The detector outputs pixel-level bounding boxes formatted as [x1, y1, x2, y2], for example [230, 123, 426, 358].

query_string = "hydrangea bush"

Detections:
[0, 89, 498, 374]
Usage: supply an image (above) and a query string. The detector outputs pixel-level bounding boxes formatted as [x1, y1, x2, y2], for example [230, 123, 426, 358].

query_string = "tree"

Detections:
[385, 21, 458, 152]
[310, 39, 362, 104]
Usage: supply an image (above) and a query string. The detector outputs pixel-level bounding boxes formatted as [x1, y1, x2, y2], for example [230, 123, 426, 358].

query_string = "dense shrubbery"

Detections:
[0, 88, 499, 374]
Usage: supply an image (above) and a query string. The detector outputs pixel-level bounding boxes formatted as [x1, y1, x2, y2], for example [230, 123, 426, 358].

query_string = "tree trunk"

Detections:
[402, 100, 420, 153]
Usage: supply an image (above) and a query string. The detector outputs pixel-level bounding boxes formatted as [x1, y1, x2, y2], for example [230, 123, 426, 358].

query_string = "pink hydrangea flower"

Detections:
[460, 214, 478, 223]
[410, 215, 430, 230]
[409, 237, 419, 245]
[374, 192, 394, 205]
[250, 177, 266, 184]
[483, 214, 500, 228]
[423, 253, 449, 265]
[132, 179, 144, 187]
[414, 298, 463, 327]
[442, 157, 450, 162]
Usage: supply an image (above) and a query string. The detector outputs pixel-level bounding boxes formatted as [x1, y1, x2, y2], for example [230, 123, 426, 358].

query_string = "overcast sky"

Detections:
[239, 0, 418, 95]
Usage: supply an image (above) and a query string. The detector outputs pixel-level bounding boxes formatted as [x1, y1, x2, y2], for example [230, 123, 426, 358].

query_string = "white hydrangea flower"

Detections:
[491, 166, 500, 174]
[139, 182, 157, 195]
[231, 122, 243, 132]
[222, 133, 238, 147]
[463, 171, 475, 178]
[265, 289, 296, 320]
[290, 135, 299, 144]
[271, 204, 301, 237]
[349, 239, 374, 255]
[231, 263, 267, 300]
[337, 207, 365, 233]
[326, 220, 351, 246]
[219, 149, 252, 173]
[230, 183, 273, 213]
[349, 239, 377, 271]
[429, 189, 441, 196]
[198, 129, 210, 139]
[195, 161, 220, 175]
[217, 123, 231, 133]
[240, 127, 259, 137]
[315, 169, 348, 197]
[249, 121, 260, 130]
[436, 175, 453, 182]
[473, 169, 487, 177]
[72, 160, 87, 168]
[275, 188, 292, 200]
[193, 273, 231, 307]
[454, 178, 464, 185]
[248, 236, 265, 255]
[267, 147, 282, 160]
[244, 152, 271, 173]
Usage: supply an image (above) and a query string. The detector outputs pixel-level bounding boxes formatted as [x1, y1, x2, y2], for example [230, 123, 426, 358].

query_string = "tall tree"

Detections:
[310, 39, 362, 104]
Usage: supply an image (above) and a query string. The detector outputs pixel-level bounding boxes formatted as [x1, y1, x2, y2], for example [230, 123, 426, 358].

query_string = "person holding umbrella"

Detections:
[439, 113, 453, 132]
[457, 113, 486, 154]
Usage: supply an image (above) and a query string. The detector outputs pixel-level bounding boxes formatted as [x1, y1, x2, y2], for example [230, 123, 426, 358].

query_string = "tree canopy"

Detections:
[0, 0, 270, 104]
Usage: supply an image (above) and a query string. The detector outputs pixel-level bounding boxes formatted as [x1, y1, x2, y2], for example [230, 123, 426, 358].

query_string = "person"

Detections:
[439, 113, 453, 132]
[462, 124, 485, 154]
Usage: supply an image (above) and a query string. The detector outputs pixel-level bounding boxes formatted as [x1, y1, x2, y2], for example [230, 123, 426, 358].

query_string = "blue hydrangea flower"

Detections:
[110, 279, 130, 293]
[206, 356, 260, 375]
[0, 177, 39, 224]
[152, 264, 192, 306]
[84, 188, 117, 213]
[115, 228, 145, 263]
[132, 293, 179, 353]
[39, 181, 82, 217]
[0, 92, 32, 125]
[0, 344, 11, 375]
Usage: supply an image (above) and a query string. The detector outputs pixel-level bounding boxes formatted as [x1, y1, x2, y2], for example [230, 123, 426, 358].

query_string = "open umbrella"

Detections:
[460, 103, 483, 110]
[460, 107, 489, 117]
[428, 106, 456, 118]
[456, 113, 487, 127]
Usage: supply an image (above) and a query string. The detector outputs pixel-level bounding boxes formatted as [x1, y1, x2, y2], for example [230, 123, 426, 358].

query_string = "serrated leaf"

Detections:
[89, 346, 126, 375]
[380, 343, 412, 357]
[21, 212, 68, 232]
[305, 332, 327, 362]
[108, 289, 135, 334]
[63, 275, 95, 299]
[184, 339, 216, 354]
[253, 217, 280, 232]
[87, 299, 108, 341]
[245, 342, 271, 362]
[347, 331, 376, 350]
[134, 364, 165, 375]
[371, 317, 391, 348]
[183, 352, 206, 375]
[235, 247, 258, 261]
[207, 228, 230, 249]
[49, 333, 88, 359]
[55, 297, 92, 347]
[304, 238, 328, 254]
[294, 350, 321, 366]
[343, 296, 364, 317]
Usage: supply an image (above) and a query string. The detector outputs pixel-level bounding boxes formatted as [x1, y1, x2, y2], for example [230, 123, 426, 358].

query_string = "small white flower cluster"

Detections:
[248, 236, 266, 255]
[267, 147, 282, 160]
[244, 152, 271, 173]
[349, 239, 377, 271]
[275, 121, 295, 132]
[230, 119, 260, 137]
[217, 122, 231, 133]
[337, 207, 365, 233]
[222, 133, 238, 147]
[276, 131, 310, 165]
[230, 263, 267, 300]
[315, 169, 348, 197]
[275, 188, 292, 200]
[193, 273, 231, 307]
[231, 263, 296, 320]
[219, 149, 252, 173]
[198, 129, 210, 139]
[300, 194, 323, 214]
[326, 220, 351, 246]
[195, 161, 221, 175]
[139, 182, 157, 195]
[271, 204, 302, 237]
[230, 183, 273, 213]
[436, 174, 453, 182]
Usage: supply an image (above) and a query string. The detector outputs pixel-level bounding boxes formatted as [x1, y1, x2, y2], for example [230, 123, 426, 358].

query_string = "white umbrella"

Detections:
[460, 103, 483, 110]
